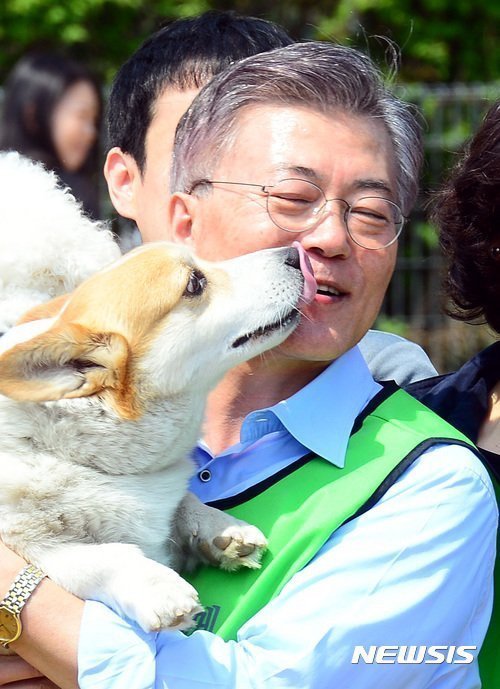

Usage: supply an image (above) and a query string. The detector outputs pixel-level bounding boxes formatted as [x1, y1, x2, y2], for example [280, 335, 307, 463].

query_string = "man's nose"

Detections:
[299, 201, 352, 258]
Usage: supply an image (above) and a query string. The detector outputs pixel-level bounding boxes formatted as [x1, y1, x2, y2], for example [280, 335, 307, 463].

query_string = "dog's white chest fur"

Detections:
[0, 239, 308, 631]
[0, 395, 198, 565]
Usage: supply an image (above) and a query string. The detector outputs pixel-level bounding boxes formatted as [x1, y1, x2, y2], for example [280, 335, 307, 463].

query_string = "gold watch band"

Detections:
[0, 563, 46, 649]
[3, 564, 46, 614]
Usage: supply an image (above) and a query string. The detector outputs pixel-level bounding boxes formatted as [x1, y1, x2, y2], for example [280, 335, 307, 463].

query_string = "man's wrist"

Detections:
[0, 544, 80, 688]
[1, 564, 46, 644]
[0, 545, 37, 627]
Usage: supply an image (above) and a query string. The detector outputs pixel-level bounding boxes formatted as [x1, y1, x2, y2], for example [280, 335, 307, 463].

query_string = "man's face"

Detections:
[174, 106, 399, 363]
[105, 87, 199, 243]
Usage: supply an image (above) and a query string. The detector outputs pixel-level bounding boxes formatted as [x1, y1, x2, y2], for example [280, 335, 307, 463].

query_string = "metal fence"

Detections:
[380, 83, 500, 372]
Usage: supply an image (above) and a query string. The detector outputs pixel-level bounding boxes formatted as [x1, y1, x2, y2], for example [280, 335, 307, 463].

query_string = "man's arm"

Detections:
[78, 444, 497, 689]
[0, 543, 80, 689]
[359, 330, 438, 384]
[0, 655, 59, 688]
[2, 444, 497, 689]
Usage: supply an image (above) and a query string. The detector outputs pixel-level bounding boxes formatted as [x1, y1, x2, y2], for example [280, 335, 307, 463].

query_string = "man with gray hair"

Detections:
[0, 41, 496, 689]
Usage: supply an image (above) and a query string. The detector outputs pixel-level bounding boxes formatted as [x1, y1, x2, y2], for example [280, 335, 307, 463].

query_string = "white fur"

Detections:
[0, 152, 121, 333]
[0, 203, 304, 631]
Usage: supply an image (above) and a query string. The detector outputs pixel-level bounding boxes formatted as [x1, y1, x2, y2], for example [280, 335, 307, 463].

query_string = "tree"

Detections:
[1, 0, 499, 84]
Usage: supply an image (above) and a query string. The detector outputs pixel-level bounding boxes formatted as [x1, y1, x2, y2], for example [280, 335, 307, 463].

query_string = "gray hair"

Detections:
[171, 42, 423, 215]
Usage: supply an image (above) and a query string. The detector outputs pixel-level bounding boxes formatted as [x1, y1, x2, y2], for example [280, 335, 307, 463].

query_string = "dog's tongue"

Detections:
[293, 242, 317, 304]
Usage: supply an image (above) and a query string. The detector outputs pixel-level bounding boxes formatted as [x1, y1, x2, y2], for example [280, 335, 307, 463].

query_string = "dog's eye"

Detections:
[184, 269, 207, 297]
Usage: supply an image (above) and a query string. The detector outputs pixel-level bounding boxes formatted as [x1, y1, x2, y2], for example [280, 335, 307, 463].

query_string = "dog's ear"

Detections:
[17, 294, 71, 325]
[0, 322, 134, 414]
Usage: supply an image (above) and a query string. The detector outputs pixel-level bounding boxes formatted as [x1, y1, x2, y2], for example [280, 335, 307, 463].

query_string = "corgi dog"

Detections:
[0, 241, 316, 632]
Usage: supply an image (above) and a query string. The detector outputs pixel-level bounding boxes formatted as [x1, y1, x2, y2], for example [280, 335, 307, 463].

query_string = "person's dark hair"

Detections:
[0, 52, 102, 173]
[434, 101, 500, 333]
[107, 10, 293, 172]
[0, 53, 102, 217]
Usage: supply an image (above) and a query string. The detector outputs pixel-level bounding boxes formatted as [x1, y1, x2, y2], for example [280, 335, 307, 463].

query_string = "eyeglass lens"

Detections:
[266, 179, 403, 249]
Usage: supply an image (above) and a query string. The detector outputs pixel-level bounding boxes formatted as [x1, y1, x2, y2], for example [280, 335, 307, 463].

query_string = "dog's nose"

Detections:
[284, 246, 300, 270]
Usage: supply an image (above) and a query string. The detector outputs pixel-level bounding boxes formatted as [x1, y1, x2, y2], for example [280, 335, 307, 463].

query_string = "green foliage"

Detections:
[415, 221, 439, 251]
[0, 0, 208, 82]
[322, 0, 500, 82]
[0, 0, 499, 85]
[374, 315, 409, 338]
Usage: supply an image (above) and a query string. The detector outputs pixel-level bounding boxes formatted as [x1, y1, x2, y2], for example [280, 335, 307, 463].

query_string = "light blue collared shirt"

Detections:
[190, 346, 381, 503]
[78, 347, 498, 689]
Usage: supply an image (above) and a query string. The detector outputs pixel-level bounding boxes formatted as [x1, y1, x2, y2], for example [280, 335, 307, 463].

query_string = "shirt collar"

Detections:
[241, 345, 382, 467]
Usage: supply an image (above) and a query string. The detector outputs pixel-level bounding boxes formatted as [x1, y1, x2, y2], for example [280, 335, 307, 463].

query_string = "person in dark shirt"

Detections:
[407, 100, 500, 689]
[407, 100, 500, 481]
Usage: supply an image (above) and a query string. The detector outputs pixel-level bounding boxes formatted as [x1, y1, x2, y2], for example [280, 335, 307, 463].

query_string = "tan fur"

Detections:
[17, 294, 71, 324]
[0, 324, 134, 416]
[0, 244, 204, 418]
[0, 241, 305, 632]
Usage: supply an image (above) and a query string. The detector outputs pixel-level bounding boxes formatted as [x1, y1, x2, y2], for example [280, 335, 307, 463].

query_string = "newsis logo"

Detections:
[351, 645, 476, 665]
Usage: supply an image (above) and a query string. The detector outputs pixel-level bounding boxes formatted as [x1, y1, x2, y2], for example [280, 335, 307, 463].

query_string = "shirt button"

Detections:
[199, 469, 212, 482]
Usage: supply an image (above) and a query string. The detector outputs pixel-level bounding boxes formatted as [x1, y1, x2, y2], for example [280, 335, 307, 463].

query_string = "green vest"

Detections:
[185, 386, 496, 684]
[477, 468, 499, 689]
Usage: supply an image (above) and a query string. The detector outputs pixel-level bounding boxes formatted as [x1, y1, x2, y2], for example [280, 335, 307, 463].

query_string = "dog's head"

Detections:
[0, 242, 313, 419]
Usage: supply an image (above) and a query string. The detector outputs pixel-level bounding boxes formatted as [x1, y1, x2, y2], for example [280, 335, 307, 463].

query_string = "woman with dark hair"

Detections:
[408, 100, 500, 689]
[0, 53, 102, 218]
[409, 101, 500, 477]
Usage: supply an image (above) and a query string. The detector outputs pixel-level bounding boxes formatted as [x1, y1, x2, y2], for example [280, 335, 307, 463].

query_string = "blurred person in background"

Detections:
[407, 100, 500, 689]
[0, 53, 102, 219]
[409, 101, 500, 477]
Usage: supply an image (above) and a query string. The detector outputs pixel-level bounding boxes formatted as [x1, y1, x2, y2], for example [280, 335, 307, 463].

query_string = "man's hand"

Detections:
[0, 655, 59, 688]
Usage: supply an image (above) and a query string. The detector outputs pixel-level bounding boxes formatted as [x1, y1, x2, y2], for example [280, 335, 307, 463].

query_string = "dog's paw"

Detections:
[200, 523, 268, 572]
[111, 561, 202, 632]
[173, 493, 268, 571]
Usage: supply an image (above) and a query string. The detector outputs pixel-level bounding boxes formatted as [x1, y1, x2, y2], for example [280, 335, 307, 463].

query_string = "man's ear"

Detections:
[0, 322, 135, 415]
[168, 192, 199, 246]
[104, 147, 142, 220]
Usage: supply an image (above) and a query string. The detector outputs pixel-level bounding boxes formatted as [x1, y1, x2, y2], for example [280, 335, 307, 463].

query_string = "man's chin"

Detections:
[273, 329, 350, 365]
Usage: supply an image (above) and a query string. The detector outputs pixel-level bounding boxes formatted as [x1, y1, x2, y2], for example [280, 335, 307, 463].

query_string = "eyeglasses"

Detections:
[188, 178, 405, 250]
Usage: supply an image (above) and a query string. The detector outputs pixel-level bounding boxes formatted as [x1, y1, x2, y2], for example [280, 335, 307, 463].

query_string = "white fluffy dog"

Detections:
[0, 151, 121, 334]
[0, 154, 314, 633]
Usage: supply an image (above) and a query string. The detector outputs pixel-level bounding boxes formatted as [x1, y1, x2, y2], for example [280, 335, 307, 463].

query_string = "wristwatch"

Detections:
[0, 564, 46, 648]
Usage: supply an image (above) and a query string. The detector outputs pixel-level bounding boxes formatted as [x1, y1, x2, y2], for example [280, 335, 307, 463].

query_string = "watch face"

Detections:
[0, 606, 21, 645]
